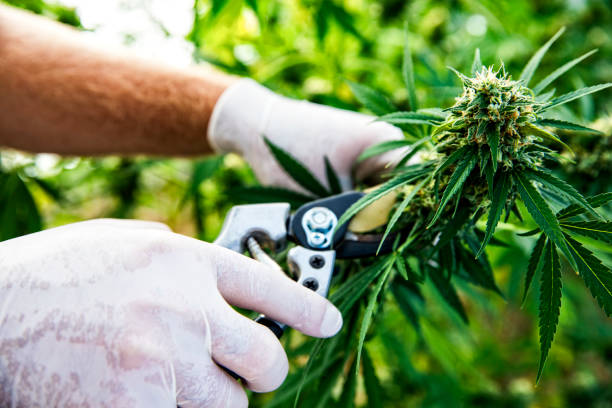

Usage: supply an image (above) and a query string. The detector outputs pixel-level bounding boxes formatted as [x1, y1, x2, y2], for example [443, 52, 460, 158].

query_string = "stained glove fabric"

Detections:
[208, 78, 404, 192]
[0, 219, 342, 407]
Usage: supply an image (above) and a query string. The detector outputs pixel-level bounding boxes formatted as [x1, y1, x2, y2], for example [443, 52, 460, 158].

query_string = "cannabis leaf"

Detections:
[525, 168, 597, 217]
[561, 221, 612, 244]
[358, 140, 414, 162]
[557, 192, 612, 220]
[520, 27, 565, 86]
[376, 111, 442, 127]
[533, 49, 597, 94]
[264, 137, 329, 197]
[514, 172, 577, 270]
[324, 156, 343, 194]
[543, 83, 612, 111]
[347, 81, 396, 116]
[402, 24, 418, 111]
[565, 236, 612, 316]
[537, 239, 562, 382]
[429, 153, 477, 227]
[477, 171, 511, 256]
[535, 118, 602, 134]
[355, 259, 394, 376]
[522, 234, 547, 304]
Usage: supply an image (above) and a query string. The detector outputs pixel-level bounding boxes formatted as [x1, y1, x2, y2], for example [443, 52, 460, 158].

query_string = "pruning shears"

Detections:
[213, 191, 395, 376]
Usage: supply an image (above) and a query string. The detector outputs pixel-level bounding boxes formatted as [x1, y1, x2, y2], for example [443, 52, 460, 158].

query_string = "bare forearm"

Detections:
[0, 4, 236, 156]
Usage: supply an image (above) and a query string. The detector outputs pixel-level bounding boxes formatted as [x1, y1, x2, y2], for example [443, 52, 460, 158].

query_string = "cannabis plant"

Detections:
[246, 28, 612, 407]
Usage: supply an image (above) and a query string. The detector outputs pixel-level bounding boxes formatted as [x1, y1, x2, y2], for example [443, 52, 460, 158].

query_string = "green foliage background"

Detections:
[2, 0, 612, 406]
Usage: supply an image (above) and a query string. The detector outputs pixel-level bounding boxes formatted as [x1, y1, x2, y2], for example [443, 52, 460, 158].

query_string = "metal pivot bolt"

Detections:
[301, 207, 338, 249]
[309, 255, 325, 269]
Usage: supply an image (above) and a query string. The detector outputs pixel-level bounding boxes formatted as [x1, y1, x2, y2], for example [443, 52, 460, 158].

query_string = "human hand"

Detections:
[0, 219, 342, 407]
[208, 79, 404, 192]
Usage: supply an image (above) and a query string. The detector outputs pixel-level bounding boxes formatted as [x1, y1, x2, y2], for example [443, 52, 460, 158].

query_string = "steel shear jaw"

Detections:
[213, 191, 394, 339]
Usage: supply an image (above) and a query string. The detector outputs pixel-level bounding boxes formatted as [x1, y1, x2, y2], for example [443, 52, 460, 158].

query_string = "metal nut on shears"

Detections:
[301, 206, 337, 249]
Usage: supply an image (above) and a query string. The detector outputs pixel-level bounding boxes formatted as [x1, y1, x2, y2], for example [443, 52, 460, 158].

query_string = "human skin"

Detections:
[0, 4, 236, 156]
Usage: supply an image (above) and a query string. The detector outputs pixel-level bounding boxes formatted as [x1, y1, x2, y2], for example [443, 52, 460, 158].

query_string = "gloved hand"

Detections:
[208, 79, 404, 192]
[0, 219, 343, 407]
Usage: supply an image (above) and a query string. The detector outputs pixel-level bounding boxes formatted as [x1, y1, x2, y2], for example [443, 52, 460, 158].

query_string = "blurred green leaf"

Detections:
[533, 49, 598, 95]
[428, 266, 469, 324]
[520, 27, 565, 86]
[347, 81, 396, 116]
[402, 25, 418, 111]
[358, 140, 413, 162]
[324, 156, 342, 195]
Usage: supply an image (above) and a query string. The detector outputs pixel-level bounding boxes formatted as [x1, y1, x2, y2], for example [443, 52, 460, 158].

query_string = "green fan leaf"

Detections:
[522, 234, 547, 304]
[355, 259, 394, 376]
[428, 153, 477, 227]
[557, 192, 612, 219]
[358, 140, 413, 162]
[376, 111, 442, 126]
[264, 137, 329, 197]
[428, 266, 469, 323]
[324, 156, 342, 194]
[435, 145, 473, 174]
[561, 221, 612, 244]
[336, 171, 424, 230]
[565, 236, 612, 316]
[331, 257, 392, 313]
[536, 118, 602, 134]
[537, 240, 562, 382]
[520, 27, 565, 86]
[378, 177, 429, 252]
[543, 83, 612, 111]
[533, 49, 598, 94]
[523, 122, 573, 153]
[402, 24, 418, 111]
[347, 81, 396, 116]
[476, 171, 510, 257]
[525, 168, 597, 217]
[514, 172, 577, 270]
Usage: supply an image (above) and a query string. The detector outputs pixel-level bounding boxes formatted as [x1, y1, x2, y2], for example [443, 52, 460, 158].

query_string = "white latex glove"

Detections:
[208, 79, 404, 192]
[0, 219, 343, 407]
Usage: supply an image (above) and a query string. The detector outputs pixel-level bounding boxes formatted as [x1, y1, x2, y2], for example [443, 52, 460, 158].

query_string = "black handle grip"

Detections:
[254, 315, 285, 338]
[220, 315, 284, 382]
